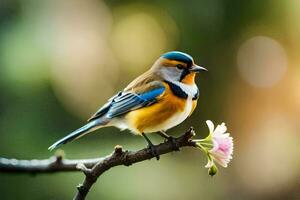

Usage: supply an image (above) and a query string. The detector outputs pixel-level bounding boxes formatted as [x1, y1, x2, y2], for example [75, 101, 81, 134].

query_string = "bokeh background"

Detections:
[0, 0, 300, 199]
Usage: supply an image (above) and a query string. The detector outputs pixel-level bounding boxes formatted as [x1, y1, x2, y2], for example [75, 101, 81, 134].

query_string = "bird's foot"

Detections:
[148, 143, 160, 160]
[142, 133, 160, 160]
[158, 131, 180, 151]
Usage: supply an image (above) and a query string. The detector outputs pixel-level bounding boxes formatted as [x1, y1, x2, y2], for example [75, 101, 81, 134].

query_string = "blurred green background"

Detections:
[1, 0, 300, 199]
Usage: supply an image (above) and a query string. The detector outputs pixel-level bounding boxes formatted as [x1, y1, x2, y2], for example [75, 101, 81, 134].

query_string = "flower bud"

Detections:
[208, 164, 217, 177]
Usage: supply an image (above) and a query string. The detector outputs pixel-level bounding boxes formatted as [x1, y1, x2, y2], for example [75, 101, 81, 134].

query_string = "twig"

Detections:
[0, 128, 197, 200]
[0, 156, 103, 174]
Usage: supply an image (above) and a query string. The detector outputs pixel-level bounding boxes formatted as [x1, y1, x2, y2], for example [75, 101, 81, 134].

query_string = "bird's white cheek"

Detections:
[159, 68, 181, 82]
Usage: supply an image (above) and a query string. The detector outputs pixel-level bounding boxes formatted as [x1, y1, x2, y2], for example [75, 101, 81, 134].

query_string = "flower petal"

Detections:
[214, 123, 227, 135]
[206, 120, 214, 133]
[209, 122, 233, 168]
[205, 160, 214, 168]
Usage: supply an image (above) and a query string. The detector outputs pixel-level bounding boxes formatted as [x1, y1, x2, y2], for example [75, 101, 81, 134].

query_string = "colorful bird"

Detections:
[48, 51, 207, 159]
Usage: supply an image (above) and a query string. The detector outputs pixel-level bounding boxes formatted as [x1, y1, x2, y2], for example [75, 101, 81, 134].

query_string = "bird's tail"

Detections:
[48, 119, 107, 151]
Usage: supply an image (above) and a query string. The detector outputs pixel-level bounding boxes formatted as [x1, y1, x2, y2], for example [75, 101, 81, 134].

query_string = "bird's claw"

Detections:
[148, 143, 160, 160]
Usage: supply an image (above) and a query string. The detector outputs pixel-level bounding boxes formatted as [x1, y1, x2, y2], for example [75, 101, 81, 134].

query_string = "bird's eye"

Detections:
[176, 64, 184, 70]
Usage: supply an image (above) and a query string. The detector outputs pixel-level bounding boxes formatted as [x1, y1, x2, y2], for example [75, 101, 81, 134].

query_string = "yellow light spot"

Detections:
[111, 5, 179, 71]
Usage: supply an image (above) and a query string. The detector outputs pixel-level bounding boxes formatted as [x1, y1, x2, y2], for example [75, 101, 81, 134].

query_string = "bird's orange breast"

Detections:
[181, 72, 196, 85]
[125, 83, 187, 134]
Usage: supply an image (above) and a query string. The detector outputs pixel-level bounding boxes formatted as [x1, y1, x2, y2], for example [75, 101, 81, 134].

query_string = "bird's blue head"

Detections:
[162, 51, 194, 67]
[153, 51, 207, 84]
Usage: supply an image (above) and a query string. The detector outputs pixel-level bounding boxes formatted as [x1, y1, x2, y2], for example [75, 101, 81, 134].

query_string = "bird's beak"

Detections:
[189, 64, 207, 72]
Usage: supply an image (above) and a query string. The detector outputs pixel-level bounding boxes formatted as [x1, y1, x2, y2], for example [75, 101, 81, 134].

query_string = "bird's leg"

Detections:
[142, 133, 160, 160]
[157, 131, 180, 151]
[157, 131, 171, 140]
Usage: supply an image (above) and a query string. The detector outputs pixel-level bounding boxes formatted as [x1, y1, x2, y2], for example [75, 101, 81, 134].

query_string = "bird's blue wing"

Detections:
[87, 92, 122, 122]
[88, 83, 165, 121]
[107, 86, 165, 118]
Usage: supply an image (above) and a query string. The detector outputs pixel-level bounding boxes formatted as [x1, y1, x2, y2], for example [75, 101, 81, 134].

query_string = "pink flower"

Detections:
[205, 120, 233, 168]
[194, 120, 233, 176]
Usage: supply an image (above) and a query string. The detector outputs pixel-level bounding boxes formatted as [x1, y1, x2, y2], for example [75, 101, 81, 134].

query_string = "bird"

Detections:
[48, 51, 207, 159]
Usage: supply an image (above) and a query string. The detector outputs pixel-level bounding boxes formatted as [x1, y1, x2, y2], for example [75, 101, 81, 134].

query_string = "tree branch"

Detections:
[0, 156, 103, 174]
[0, 128, 197, 200]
